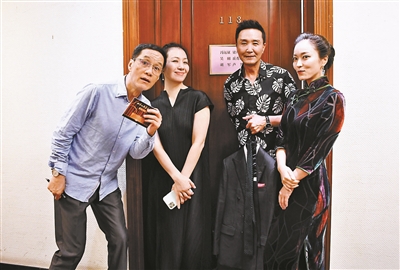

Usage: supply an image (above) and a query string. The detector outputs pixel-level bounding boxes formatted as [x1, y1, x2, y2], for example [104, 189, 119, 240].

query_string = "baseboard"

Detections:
[0, 263, 47, 270]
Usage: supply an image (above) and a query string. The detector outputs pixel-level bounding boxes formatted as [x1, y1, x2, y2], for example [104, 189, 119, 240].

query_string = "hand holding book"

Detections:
[123, 98, 162, 136]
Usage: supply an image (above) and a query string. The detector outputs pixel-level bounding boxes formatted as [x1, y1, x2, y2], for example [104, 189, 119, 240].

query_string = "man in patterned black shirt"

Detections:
[224, 19, 296, 156]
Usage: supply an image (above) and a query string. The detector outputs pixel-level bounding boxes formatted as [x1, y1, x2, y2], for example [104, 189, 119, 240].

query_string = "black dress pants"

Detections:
[49, 188, 128, 270]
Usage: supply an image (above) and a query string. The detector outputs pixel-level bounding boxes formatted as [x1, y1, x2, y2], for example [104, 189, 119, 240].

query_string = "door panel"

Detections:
[188, 2, 301, 218]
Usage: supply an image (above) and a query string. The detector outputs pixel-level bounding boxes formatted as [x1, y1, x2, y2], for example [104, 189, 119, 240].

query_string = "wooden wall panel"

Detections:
[159, 0, 182, 43]
[314, 1, 333, 269]
[138, 0, 156, 44]
[267, 0, 302, 84]
[179, 0, 193, 88]
[122, 2, 144, 269]
[123, 0, 139, 70]
[304, 0, 315, 33]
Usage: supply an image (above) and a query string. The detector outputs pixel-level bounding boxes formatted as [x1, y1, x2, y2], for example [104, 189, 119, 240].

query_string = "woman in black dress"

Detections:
[142, 43, 213, 270]
[265, 33, 345, 269]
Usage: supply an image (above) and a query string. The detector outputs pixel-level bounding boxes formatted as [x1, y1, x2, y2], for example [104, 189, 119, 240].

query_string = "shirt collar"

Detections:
[115, 75, 144, 101]
[238, 60, 268, 80]
[305, 76, 330, 91]
[115, 75, 128, 98]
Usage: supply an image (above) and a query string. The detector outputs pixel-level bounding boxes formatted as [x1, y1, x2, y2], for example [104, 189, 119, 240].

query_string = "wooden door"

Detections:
[188, 1, 302, 224]
[123, 0, 332, 269]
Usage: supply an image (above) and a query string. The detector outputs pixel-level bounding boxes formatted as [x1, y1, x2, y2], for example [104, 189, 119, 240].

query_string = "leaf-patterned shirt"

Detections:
[224, 60, 296, 156]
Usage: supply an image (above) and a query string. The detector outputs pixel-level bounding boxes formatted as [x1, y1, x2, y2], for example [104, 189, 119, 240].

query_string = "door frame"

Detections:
[122, 1, 333, 269]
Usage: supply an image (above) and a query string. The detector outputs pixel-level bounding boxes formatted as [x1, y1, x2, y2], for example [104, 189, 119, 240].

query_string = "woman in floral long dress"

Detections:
[265, 33, 345, 270]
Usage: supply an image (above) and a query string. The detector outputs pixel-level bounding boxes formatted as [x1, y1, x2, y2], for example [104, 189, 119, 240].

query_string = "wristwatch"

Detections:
[51, 168, 60, 177]
[264, 116, 272, 129]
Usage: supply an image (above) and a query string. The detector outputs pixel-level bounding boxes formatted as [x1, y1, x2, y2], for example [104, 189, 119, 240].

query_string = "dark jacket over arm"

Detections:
[214, 147, 279, 269]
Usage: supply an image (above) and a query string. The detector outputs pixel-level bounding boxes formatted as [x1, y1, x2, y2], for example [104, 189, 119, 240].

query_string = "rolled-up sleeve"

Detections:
[128, 131, 155, 159]
[49, 84, 97, 175]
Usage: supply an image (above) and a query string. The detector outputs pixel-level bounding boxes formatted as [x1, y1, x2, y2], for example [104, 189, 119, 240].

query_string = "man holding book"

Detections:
[46, 43, 166, 270]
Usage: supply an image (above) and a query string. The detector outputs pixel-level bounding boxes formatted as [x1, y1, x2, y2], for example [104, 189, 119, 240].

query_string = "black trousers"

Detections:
[49, 188, 128, 270]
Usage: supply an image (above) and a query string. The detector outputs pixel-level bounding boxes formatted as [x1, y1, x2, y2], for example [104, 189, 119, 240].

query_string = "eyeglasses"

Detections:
[133, 58, 163, 75]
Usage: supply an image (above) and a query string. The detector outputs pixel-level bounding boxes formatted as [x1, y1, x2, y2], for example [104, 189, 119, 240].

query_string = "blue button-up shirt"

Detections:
[49, 76, 155, 202]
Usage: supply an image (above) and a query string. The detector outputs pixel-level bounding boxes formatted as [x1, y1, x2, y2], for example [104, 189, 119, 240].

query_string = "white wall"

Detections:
[1, 1, 123, 269]
[1, 1, 399, 269]
[331, 1, 399, 269]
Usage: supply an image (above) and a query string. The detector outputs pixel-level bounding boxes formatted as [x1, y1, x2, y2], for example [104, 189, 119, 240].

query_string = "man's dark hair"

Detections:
[235, 20, 266, 43]
[132, 44, 167, 68]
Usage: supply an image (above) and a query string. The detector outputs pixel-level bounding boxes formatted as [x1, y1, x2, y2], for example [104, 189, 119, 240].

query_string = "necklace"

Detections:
[290, 84, 331, 105]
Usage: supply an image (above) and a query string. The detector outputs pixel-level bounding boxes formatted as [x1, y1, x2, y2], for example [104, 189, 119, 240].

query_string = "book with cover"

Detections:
[122, 97, 154, 127]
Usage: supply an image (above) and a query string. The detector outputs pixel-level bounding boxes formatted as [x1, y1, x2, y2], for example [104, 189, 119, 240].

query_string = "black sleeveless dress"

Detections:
[142, 87, 214, 270]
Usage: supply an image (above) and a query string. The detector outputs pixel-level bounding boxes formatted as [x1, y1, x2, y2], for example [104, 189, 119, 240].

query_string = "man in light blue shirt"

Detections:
[47, 43, 166, 270]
